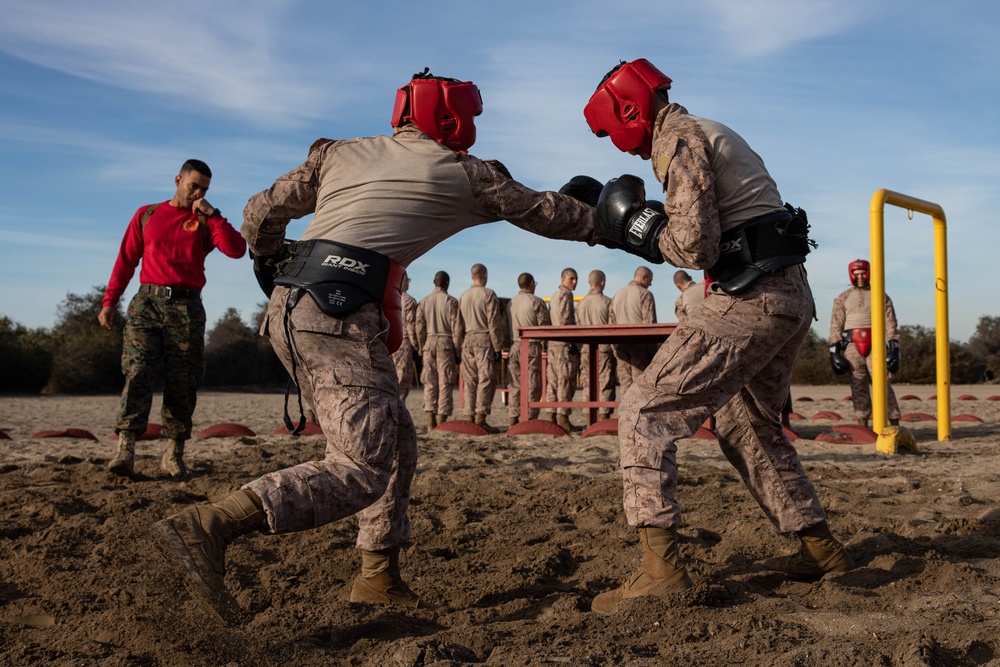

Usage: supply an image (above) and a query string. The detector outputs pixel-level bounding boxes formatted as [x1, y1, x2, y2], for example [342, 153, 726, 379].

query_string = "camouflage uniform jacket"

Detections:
[650, 104, 785, 270]
[242, 126, 597, 262]
[829, 286, 898, 344]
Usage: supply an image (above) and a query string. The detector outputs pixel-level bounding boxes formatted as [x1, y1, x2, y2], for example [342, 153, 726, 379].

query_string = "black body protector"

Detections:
[253, 239, 405, 433]
[707, 204, 816, 295]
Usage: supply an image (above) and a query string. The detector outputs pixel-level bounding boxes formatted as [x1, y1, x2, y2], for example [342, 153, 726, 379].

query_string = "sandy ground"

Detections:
[1, 383, 1000, 666]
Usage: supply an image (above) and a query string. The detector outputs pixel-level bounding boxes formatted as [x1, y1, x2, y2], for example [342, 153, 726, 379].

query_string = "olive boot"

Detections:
[761, 520, 854, 580]
[556, 414, 575, 433]
[152, 489, 266, 623]
[591, 527, 693, 614]
[426, 412, 437, 431]
[109, 431, 136, 477]
[350, 548, 442, 610]
[474, 414, 498, 434]
[160, 438, 188, 479]
[437, 414, 448, 425]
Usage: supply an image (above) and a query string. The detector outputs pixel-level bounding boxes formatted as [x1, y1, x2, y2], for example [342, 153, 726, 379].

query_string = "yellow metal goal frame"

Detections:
[869, 189, 950, 440]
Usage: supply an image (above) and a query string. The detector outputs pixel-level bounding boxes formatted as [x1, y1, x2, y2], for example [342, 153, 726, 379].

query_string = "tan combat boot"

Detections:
[509, 416, 519, 428]
[161, 438, 188, 479]
[474, 414, 498, 434]
[350, 548, 442, 610]
[592, 527, 693, 614]
[556, 414, 575, 433]
[437, 414, 448, 425]
[152, 489, 266, 623]
[426, 412, 437, 431]
[761, 520, 855, 580]
[856, 417, 869, 427]
[109, 431, 136, 477]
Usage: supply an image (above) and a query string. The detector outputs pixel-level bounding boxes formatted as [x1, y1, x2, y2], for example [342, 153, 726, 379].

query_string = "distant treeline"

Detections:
[2, 286, 998, 394]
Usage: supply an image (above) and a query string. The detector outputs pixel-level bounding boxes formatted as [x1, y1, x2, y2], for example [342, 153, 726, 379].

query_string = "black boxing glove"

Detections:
[886, 339, 901, 373]
[829, 343, 849, 375]
[595, 174, 668, 264]
[559, 175, 604, 207]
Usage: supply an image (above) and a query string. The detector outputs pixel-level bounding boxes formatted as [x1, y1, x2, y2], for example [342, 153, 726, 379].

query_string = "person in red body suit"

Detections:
[151, 70, 598, 623]
[829, 259, 901, 427]
[98, 160, 246, 480]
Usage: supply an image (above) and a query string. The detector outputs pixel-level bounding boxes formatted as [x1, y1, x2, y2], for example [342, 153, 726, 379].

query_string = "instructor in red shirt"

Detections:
[98, 159, 246, 479]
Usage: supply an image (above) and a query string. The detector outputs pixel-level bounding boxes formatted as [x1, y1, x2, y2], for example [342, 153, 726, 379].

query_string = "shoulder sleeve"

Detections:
[458, 154, 597, 244]
[242, 139, 331, 255]
[103, 206, 148, 307]
[884, 294, 898, 340]
[652, 118, 721, 269]
[829, 292, 847, 343]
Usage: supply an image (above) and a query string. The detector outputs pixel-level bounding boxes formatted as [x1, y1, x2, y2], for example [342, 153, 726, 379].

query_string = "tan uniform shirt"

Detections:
[549, 286, 576, 327]
[509, 290, 551, 338]
[651, 104, 784, 270]
[459, 285, 504, 353]
[612, 281, 657, 325]
[242, 126, 597, 262]
[674, 281, 706, 320]
[829, 286, 898, 343]
[416, 288, 462, 351]
[400, 291, 418, 351]
[576, 289, 612, 326]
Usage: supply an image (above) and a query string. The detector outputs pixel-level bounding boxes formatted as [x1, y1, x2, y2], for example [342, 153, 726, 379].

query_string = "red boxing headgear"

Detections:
[849, 259, 870, 283]
[584, 59, 672, 157]
[391, 68, 483, 153]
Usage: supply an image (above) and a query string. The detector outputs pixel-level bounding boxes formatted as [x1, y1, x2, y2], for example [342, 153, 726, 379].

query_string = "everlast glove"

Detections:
[887, 339, 901, 373]
[596, 174, 668, 264]
[829, 343, 849, 375]
[559, 175, 604, 207]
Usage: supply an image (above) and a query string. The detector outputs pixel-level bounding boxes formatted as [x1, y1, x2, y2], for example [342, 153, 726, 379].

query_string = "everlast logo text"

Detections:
[627, 208, 658, 246]
[322, 255, 369, 275]
[720, 238, 743, 255]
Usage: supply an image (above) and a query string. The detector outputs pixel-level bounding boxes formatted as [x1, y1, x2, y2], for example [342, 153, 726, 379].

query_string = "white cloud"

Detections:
[0, 0, 327, 124]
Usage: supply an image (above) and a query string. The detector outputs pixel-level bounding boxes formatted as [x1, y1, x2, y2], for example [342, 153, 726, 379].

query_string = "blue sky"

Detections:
[0, 1, 997, 342]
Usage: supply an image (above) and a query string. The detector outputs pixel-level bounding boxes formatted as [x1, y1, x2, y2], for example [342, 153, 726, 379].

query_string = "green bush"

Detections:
[0, 316, 55, 393]
[45, 286, 125, 394]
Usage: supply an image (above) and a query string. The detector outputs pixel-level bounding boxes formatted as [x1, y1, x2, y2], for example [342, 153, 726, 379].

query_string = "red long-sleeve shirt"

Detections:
[102, 201, 247, 308]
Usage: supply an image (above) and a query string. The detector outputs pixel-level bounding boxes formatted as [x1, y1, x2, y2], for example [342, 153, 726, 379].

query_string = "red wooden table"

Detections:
[516, 323, 677, 432]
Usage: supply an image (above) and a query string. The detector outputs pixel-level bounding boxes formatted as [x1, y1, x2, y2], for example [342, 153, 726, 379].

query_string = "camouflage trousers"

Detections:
[507, 341, 542, 420]
[581, 343, 616, 418]
[545, 341, 580, 417]
[115, 291, 205, 440]
[460, 332, 498, 417]
[618, 266, 827, 534]
[845, 343, 901, 420]
[247, 286, 416, 552]
[613, 342, 658, 397]
[421, 337, 457, 416]
[392, 343, 416, 401]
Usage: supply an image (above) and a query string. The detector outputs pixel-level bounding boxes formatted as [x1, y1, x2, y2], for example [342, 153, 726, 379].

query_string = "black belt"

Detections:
[139, 284, 201, 300]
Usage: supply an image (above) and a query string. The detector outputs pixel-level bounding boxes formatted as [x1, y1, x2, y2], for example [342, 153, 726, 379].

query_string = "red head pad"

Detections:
[849, 259, 870, 283]
[391, 68, 483, 153]
[584, 59, 672, 157]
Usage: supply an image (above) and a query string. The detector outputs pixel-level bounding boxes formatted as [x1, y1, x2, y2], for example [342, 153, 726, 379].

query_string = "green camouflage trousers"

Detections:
[114, 291, 205, 440]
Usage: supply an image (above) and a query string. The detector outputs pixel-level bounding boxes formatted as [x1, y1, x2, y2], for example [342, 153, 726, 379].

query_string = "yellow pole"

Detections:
[869, 189, 950, 440]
